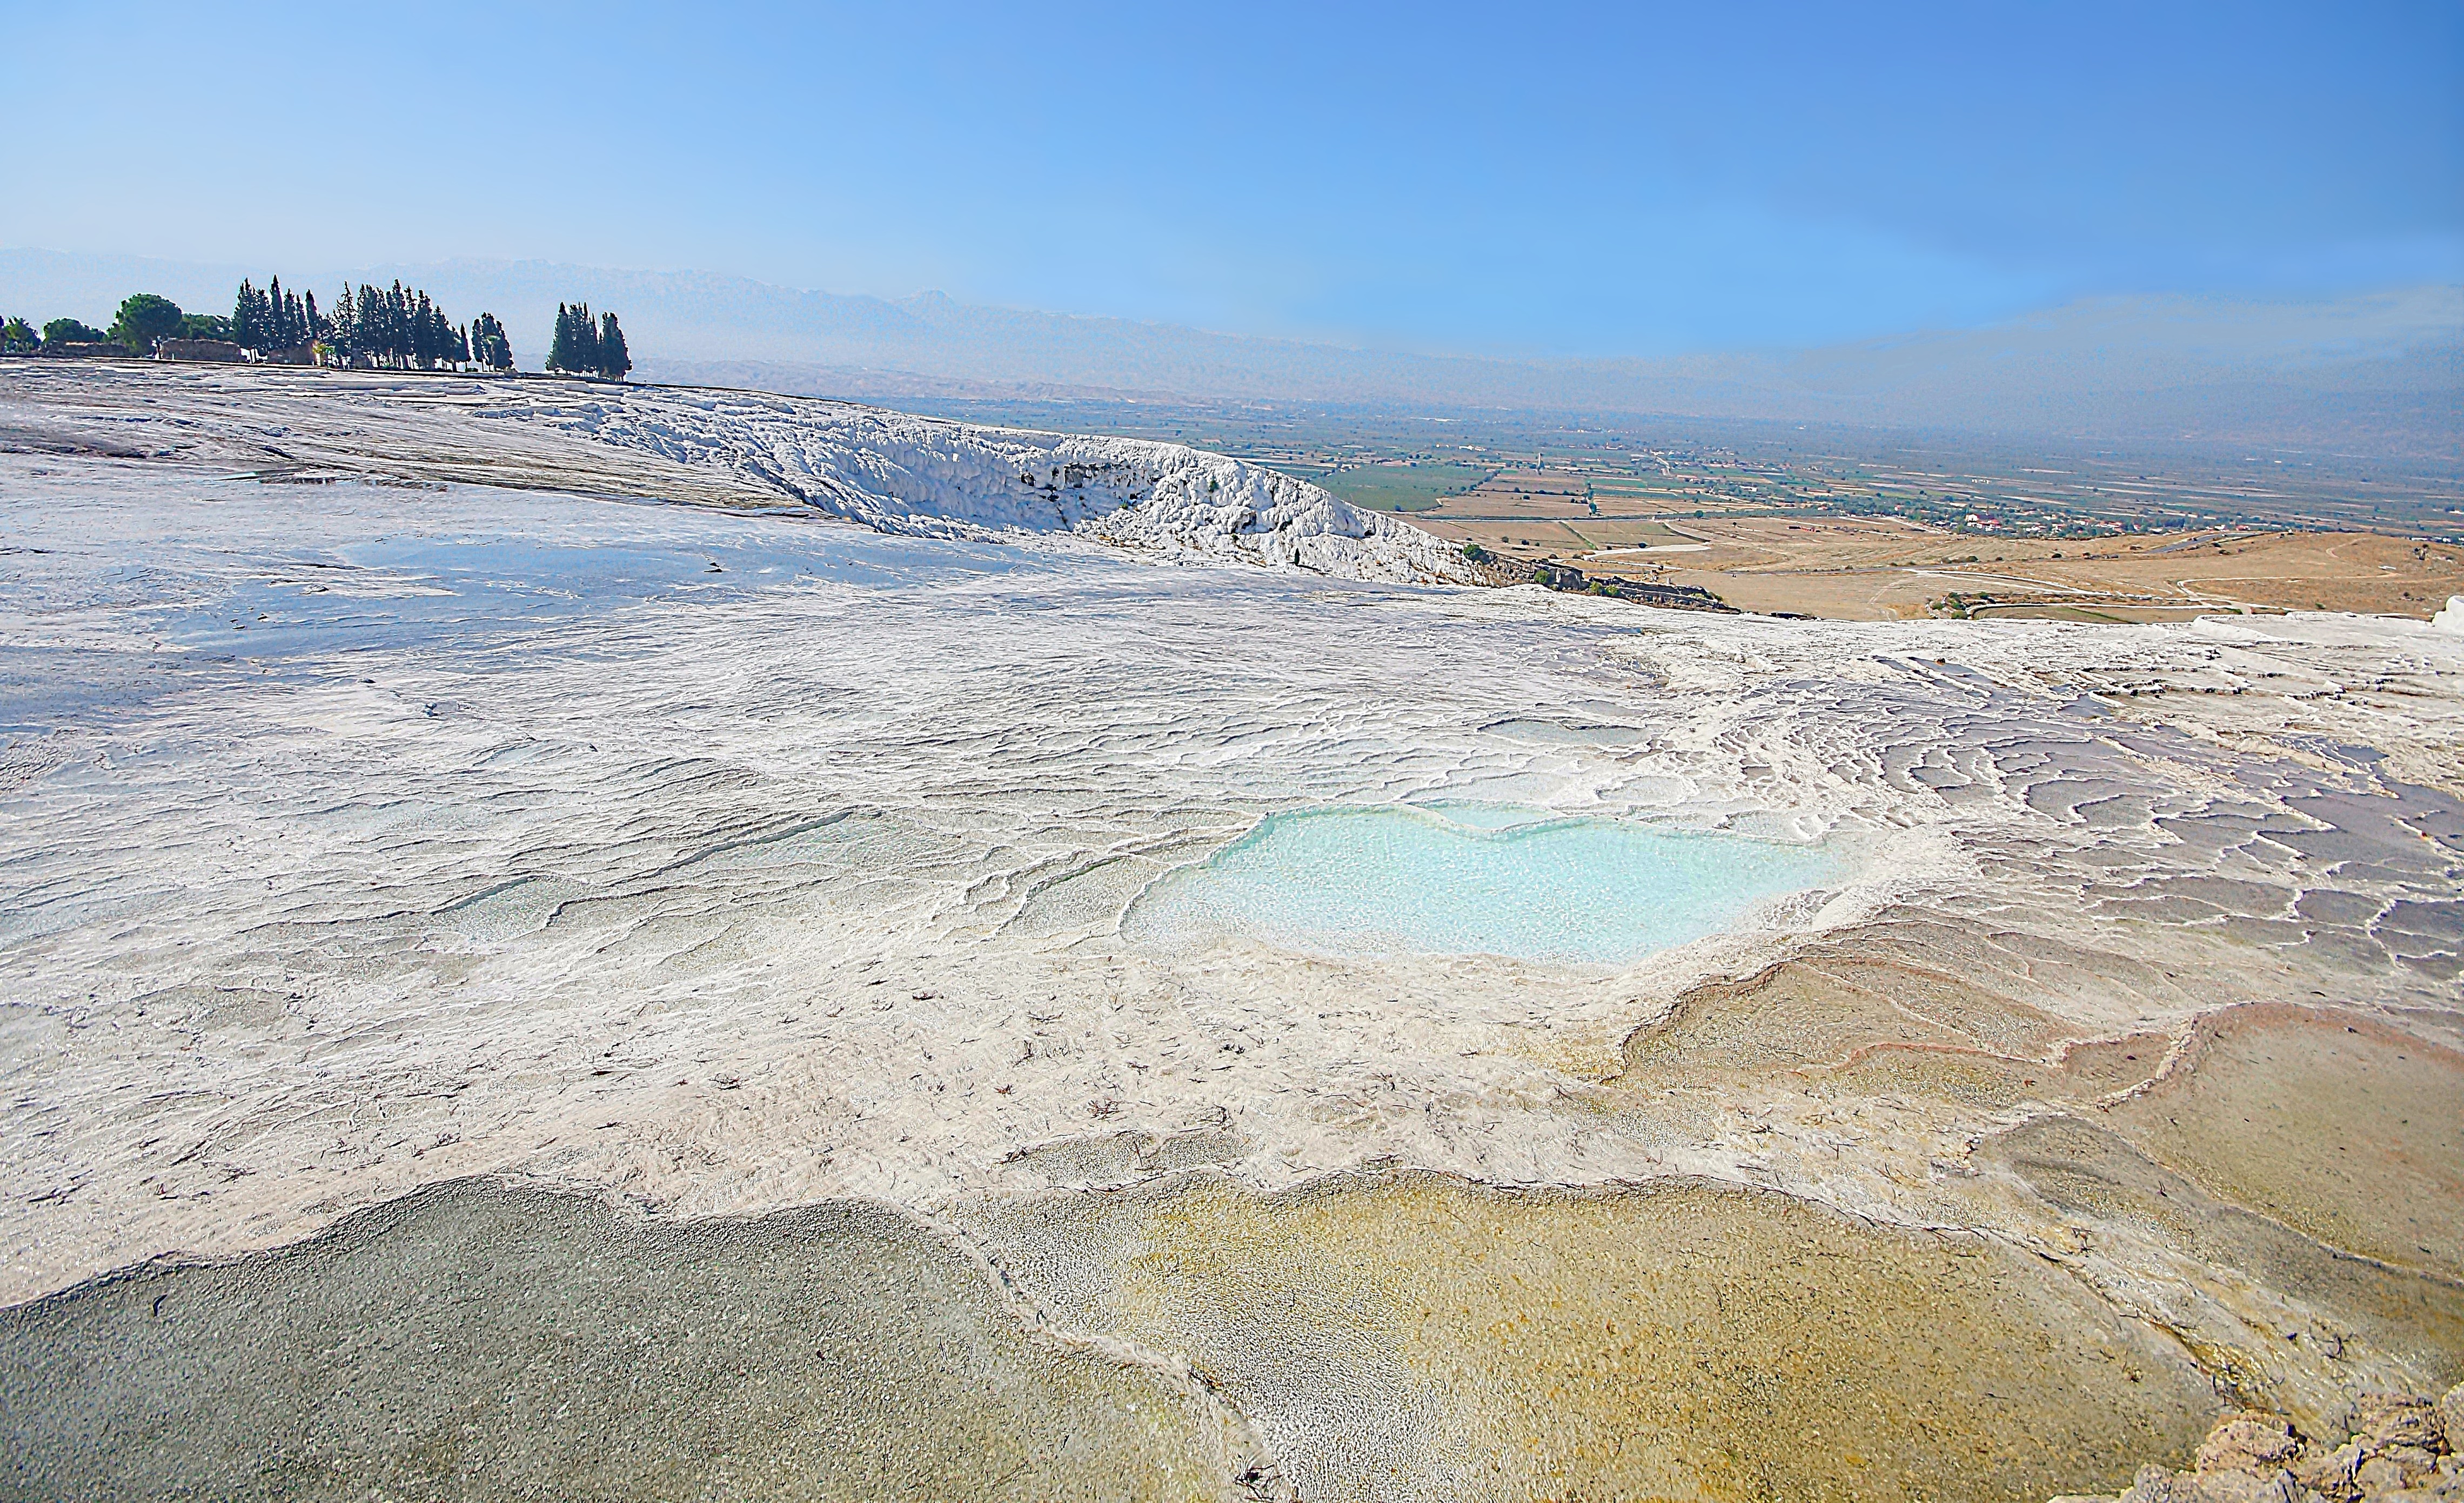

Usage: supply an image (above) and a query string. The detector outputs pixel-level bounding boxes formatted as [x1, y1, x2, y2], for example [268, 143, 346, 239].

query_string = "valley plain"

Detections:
[865, 391, 2464, 622]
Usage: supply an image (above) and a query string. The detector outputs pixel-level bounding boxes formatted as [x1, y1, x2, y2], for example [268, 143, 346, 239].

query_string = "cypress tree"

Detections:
[574, 303, 598, 375]
[472, 312, 513, 371]
[303, 289, 322, 342]
[331, 286, 356, 362]
[411, 292, 434, 368]
[598, 312, 630, 381]
[232, 279, 262, 348]
[547, 303, 572, 372]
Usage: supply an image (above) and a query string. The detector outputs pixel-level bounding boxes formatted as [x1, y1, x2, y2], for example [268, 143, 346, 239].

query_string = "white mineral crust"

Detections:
[1, 366, 2458, 1309]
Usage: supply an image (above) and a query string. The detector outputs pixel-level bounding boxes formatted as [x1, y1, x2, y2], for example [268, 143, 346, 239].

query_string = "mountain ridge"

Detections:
[4, 247, 2454, 459]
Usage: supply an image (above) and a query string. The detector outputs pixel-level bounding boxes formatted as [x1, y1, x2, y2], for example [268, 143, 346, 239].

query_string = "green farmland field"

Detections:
[1312, 461, 1495, 512]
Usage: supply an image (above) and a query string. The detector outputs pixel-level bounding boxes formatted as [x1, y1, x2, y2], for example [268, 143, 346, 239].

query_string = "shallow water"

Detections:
[0, 1180, 1251, 1502]
[149, 499, 1044, 660]
[1124, 804, 1839, 964]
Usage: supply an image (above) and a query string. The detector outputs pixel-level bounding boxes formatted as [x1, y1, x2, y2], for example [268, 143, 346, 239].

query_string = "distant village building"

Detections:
[156, 339, 247, 363]
[1532, 560, 1736, 612]
[1615, 581, 1738, 613]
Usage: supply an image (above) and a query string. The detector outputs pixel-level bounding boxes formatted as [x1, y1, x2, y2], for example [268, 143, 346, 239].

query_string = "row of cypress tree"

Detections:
[546, 303, 631, 380]
[324, 282, 476, 370]
[8, 284, 569, 375]
[226, 276, 532, 373]
[230, 277, 319, 351]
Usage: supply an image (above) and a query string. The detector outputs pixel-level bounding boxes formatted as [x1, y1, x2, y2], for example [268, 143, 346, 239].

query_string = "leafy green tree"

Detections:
[110, 293, 185, 352]
[597, 312, 631, 380]
[2, 317, 37, 352]
[43, 317, 108, 345]
[178, 313, 233, 340]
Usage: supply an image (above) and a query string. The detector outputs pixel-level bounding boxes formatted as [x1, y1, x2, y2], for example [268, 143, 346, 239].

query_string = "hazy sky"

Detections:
[3, 1, 2456, 355]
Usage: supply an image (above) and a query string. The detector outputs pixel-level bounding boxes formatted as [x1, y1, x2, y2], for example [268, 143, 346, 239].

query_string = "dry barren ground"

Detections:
[1414, 489, 2464, 621]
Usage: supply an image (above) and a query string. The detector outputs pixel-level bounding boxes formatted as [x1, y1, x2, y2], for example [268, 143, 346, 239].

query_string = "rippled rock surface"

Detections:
[1, 366, 2459, 1500]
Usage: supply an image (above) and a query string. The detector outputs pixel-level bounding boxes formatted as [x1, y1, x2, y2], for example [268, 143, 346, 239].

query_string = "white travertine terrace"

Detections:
[1, 431, 2454, 1288]
[2, 367, 2460, 1497]
[0, 362, 1485, 582]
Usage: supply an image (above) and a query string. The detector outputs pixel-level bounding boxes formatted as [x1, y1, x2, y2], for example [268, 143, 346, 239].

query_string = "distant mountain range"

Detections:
[5, 247, 2455, 464]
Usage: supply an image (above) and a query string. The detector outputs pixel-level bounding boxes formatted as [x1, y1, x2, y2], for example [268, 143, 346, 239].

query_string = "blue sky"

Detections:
[2, 1, 2456, 355]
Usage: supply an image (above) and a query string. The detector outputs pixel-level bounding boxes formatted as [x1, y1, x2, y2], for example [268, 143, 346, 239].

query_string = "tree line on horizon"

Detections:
[4, 281, 624, 380]
[226, 274, 507, 371]
[4, 294, 232, 355]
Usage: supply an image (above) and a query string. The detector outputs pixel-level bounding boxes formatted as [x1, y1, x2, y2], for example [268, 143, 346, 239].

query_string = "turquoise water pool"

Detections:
[1124, 805, 1839, 965]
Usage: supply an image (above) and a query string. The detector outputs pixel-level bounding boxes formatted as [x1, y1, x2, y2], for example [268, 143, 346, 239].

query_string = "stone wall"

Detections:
[156, 339, 246, 363]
